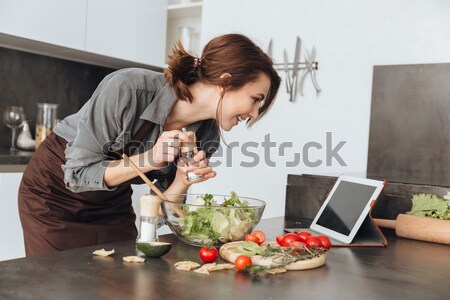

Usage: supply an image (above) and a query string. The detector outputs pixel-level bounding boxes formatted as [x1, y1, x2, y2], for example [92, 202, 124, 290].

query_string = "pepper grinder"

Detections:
[181, 128, 203, 181]
[137, 195, 162, 242]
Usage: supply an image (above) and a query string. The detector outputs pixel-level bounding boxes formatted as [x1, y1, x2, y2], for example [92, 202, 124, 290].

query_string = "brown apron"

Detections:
[18, 121, 164, 256]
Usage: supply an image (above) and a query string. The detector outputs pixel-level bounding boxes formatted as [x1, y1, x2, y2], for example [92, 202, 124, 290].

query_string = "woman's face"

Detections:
[219, 73, 271, 131]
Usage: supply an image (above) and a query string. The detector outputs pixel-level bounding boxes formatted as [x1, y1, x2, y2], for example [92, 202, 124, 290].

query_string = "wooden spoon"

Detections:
[122, 154, 185, 218]
[122, 154, 168, 201]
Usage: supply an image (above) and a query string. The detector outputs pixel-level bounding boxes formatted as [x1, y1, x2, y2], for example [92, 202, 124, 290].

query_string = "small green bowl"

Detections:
[136, 241, 172, 258]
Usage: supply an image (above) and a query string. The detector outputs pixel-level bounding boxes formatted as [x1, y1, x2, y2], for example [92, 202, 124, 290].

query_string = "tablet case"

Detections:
[284, 174, 387, 247]
[285, 201, 387, 247]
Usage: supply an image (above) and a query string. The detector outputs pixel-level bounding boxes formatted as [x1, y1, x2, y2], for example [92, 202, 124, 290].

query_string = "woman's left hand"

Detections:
[175, 150, 216, 186]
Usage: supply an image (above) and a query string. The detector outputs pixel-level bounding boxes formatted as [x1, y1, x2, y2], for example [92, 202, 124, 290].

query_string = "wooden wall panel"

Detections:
[368, 64, 450, 186]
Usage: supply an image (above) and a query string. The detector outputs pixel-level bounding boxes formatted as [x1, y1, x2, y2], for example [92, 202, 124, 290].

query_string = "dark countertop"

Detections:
[0, 217, 449, 300]
[0, 148, 34, 171]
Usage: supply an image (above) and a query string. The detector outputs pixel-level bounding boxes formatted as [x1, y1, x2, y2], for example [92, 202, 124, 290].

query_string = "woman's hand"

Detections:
[105, 130, 191, 189]
[175, 150, 216, 186]
[146, 130, 189, 169]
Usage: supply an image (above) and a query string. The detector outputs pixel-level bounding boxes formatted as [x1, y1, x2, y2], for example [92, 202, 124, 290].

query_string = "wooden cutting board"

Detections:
[219, 241, 326, 271]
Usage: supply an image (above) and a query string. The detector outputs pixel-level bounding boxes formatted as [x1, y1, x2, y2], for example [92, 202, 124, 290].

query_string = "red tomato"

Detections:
[276, 235, 285, 246]
[244, 234, 260, 244]
[199, 246, 218, 263]
[281, 233, 302, 247]
[252, 230, 266, 245]
[296, 231, 312, 242]
[305, 236, 323, 249]
[235, 255, 252, 271]
[287, 241, 306, 249]
[317, 235, 331, 250]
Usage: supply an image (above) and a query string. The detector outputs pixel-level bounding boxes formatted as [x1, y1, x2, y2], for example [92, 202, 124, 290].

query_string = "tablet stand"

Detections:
[325, 204, 387, 247]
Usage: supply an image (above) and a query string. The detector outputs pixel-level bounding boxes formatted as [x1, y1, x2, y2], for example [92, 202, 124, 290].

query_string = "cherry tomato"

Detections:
[287, 241, 306, 249]
[199, 246, 218, 263]
[276, 235, 285, 246]
[281, 233, 302, 247]
[296, 231, 312, 242]
[244, 234, 260, 244]
[317, 235, 331, 250]
[235, 255, 252, 271]
[252, 230, 266, 245]
[305, 236, 323, 249]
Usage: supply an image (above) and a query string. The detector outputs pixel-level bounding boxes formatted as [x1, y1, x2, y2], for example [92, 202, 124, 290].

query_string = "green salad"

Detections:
[179, 192, 257, 244]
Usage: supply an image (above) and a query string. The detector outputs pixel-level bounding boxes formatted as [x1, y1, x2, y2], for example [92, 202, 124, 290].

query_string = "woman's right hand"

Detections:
[146, 130, 189, 169]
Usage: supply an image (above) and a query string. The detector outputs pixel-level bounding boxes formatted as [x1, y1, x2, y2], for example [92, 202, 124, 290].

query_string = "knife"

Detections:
[283, 49, 292, 98]
[291, 37, 302, 101]
[298, 48, 311, 96]
[309, 47, 321, 95]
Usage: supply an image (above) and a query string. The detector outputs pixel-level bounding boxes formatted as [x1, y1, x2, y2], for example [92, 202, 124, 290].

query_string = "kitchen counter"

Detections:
[0, 217, 449, 300]
[0, 148, 33, 172]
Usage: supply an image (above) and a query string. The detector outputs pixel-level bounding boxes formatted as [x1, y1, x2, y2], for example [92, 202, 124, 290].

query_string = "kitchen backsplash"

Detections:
[0, 47, 115, 149]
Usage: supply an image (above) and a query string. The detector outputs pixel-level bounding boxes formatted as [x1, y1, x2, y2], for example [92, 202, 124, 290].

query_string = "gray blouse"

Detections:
[54, 68, 219, 193]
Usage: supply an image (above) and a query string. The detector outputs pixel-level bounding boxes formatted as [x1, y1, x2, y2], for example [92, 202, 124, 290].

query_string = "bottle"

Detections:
[180, 128, 203, 181]
[35, 103, 58, 149]
[137, 195, 162, 242]
[16, 120, 36, 151]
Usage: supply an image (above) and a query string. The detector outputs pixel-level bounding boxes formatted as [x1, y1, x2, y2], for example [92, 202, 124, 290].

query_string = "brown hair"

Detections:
[165, 33, 281, 126]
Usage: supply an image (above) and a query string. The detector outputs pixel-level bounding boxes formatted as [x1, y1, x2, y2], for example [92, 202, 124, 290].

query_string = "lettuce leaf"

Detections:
[211, 210, 231, 236]
[407, 193, 450, 220]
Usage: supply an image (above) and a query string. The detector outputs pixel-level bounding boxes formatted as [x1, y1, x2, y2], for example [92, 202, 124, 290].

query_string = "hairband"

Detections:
[193, 56, 202, 68]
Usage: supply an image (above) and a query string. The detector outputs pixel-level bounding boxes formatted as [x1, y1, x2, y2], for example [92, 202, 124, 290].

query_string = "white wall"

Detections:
[189, 0, 450, 218]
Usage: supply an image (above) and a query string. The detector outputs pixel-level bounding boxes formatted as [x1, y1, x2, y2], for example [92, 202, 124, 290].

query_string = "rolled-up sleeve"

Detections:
[62, 77, 134, 193]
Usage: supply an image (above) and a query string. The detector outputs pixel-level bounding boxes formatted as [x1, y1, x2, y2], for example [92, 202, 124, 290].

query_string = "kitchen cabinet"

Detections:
[86, 0, 168, 67]
[166, 0, 202, 62]
[0, 0, 86, 50]
[0, 0, 168, 68]
[0, 172, 25, 261]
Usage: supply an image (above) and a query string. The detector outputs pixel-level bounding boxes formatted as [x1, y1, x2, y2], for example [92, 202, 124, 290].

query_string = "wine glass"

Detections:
[3, 106, 25, 151]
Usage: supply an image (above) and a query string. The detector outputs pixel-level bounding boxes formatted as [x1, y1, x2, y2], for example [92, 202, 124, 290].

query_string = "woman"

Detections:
[18, 33, 281, 256]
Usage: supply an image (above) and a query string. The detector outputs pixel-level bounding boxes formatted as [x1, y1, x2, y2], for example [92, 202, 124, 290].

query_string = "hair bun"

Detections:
[164, 42, 200, 102]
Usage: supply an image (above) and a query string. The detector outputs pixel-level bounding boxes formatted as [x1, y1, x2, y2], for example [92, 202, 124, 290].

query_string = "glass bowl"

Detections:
[161, 193, 266, 247]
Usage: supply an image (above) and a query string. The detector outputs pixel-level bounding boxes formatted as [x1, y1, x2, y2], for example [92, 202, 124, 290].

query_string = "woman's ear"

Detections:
[219, 73, 232, 95]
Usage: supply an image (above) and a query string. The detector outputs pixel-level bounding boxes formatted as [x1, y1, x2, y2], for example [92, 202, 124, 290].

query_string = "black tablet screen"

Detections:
[316, 181, 376, 235]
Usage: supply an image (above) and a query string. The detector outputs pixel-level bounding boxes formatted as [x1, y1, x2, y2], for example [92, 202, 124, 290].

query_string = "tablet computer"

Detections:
[309, 175, 385, 244]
